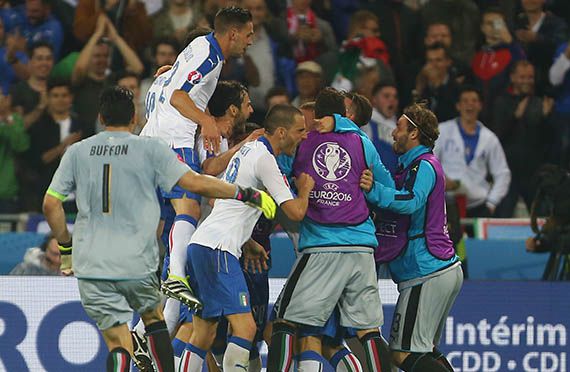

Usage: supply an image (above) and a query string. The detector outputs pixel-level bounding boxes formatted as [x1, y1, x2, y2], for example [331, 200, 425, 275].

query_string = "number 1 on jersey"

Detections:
[103, 164, 111, 213]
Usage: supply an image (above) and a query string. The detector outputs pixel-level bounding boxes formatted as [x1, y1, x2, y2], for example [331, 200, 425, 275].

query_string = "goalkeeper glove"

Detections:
[235, 186, 277, 219]
[58, 240, 73, 275]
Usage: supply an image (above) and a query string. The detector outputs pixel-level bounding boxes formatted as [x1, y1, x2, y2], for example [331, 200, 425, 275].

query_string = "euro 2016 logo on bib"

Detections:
[187, 70, 202, 85]
[312, 142, 351, 181]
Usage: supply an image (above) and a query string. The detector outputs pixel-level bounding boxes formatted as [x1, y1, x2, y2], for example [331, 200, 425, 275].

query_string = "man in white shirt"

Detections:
[140, 7, 255, 308]
[177, 104, 314, 372]
[435, 86, 511, 217]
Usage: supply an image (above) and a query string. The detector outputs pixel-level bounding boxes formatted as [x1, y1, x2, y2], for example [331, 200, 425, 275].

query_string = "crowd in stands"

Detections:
[1, 0, 569, 220]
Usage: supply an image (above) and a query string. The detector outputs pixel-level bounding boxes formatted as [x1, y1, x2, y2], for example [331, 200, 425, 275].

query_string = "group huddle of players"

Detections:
[126, 6, 462, 372]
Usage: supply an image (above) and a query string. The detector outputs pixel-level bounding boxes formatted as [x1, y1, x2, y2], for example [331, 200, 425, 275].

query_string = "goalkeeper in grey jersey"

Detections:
[42, 86, 276, 372]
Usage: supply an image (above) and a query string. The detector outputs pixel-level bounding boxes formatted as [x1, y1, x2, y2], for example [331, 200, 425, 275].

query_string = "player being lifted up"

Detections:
[177, 104, 314, 372]
[42, 86, 276, 372]
[141, 7, 254, 309]
[170, 81, 262, 368]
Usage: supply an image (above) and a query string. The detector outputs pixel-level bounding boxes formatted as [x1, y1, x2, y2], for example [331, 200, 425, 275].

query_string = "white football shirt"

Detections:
[190, 137, 294, 258]
[143, 32, 224, 148]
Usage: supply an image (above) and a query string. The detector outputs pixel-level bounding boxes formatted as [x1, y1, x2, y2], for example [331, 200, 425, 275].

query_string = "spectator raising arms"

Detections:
[72, 13, 143, 136]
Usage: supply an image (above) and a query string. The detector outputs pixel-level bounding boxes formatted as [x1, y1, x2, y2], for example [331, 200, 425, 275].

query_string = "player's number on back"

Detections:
[159, 61, 180, 103]
[225, 158, 240, 184]
[145, 92, 155, 119]
[102, 164, 111, 214]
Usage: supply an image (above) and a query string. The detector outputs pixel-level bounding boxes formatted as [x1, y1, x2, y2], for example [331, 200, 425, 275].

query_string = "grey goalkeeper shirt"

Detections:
[48, 131, 189, 280]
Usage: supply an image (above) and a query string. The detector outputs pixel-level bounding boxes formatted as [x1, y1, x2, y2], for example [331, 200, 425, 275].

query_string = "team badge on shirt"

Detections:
[187, 70, 202, 85]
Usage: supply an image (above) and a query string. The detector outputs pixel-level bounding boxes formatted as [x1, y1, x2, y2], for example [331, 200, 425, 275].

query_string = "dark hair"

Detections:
[372, 82, 397, 98]
[457, 85, 483, 103]
[263, 104, 302, 134]
[112, 70, 140, 86]
[265, 86, 290, 105]
[27, 41, 53, 58]
[47, 77, 71, 92]
[230, 121, 261, 145]
[99, 86, 135, 126]
[208, 80, 247, 117]
[482, 6, 506, 20]
[214, 7, 252, 34]
[346, 92, 372, 127]
[403, 102, 439, 148]
[40, 234, 55, 252]
[314, 87, 346, 119]
[183, 26, 214, 50]
[152, 37, 179, 57]
[425, 42, 450, 59]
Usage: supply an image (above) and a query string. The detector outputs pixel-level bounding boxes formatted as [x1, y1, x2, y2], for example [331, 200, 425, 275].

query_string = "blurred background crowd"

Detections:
[1, 0, 569, 222]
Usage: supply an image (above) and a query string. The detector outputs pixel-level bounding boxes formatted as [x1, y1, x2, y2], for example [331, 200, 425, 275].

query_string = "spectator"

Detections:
[72, 14, 143, 136]
[292, 60, 322, 108]
[24, 78, 83, 211]
[424, 21, 452, 48]
[364, 0, 423, 106]
[423, 22, 469, 82]
[285, 0, 337, 81]
[10, 41, 53, 129]
[0, 91, 29, 213]
[152, 0, 204, 44]
[139, 37, 178, 110]
[0, 18, 30, 95]
[73, 0, 153, 55]
[332, 10, 393, 93]
[415, 43, 460, 122]
[421, 0, 480, 66]
[514, 0, 568, 94]
[493, 60, 553, 217]
[3, 0, 64, 59]
[265, 85, 290, 109]
[471, 7, 525, 126]
[435, 87, 511, 217]
[360, 82, 399, 173]
[9, 235, 61, 275]
[243, 0, 294, 112]
[549, 41, 570, 166]
[115, 70, 144, 133]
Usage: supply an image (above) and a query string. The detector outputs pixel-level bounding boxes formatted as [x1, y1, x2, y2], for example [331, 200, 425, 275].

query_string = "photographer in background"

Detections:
[526, 165, 570, 281]
[10, 234, 62, 275]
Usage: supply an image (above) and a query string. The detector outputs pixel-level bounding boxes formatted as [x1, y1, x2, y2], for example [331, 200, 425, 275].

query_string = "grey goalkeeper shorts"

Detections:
[78, 274, 161, 330]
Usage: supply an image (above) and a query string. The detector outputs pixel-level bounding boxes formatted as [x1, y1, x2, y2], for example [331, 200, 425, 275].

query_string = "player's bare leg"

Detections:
[225, 312, 257, 371]
[162, 197, 202, 309]
[179, 316, 218, 372]
[174, 321, 193, 371]
[297, 336, 328, 372]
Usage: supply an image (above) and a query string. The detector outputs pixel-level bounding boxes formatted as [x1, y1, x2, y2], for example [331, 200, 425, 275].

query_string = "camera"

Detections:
[529, 165, 570, 280]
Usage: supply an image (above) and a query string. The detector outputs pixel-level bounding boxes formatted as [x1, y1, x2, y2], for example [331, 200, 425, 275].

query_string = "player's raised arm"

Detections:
[280, 172, 313, 221]
[178, 170, 275, 218]
[170, 90, 221, 151]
